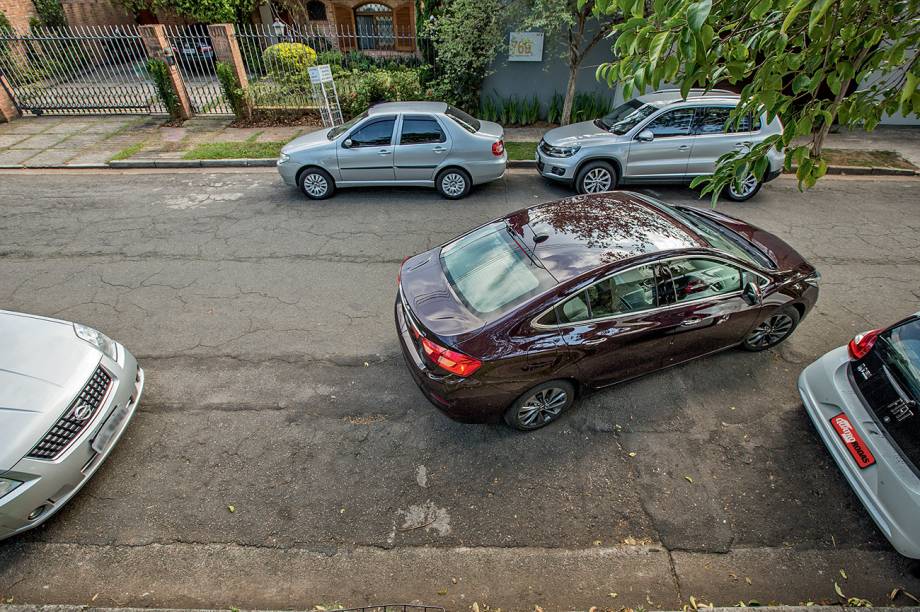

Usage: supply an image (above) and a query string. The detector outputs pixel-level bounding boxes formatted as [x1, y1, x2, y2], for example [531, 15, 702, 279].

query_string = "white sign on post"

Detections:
[308, 64, 334, 84]
[508, 32, 544, 62]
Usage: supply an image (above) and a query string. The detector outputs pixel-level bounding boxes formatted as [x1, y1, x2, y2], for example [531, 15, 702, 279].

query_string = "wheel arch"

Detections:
[296, 164, 336, 188]
[574, 156, 623, 182]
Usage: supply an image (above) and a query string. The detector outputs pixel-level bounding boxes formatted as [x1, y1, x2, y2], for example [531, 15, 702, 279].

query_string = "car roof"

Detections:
[635, 88, 740, 108]
[368, 101, 449, 116]
[504, 192, 706, 282]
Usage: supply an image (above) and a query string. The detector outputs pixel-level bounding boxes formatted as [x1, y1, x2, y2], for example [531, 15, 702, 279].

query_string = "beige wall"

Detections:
[0, 0, 37, 31]
[61, 0, 134, 26]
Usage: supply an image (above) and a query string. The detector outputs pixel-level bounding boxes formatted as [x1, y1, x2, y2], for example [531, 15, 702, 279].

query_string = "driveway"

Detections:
[0, 169, 918, 610]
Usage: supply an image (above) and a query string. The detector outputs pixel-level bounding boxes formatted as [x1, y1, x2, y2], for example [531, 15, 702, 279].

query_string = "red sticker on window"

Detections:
[830, 413, 876, 469]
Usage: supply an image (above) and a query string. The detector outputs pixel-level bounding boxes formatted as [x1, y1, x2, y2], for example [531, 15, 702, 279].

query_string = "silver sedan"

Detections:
[277, 101, 507, 200]
[0, 310, 144, 540]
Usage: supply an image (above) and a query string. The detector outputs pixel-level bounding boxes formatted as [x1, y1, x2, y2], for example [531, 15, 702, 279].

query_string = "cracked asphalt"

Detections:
[0, 168, 919, 610]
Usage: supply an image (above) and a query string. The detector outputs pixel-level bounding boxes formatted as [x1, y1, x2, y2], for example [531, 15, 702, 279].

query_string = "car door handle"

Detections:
[583, 337, 607, 345]
[378, 149, 392, 156]
[678, 144, 691, 151]
[432, 146, 447, 153]
[681, 317, 703, 326]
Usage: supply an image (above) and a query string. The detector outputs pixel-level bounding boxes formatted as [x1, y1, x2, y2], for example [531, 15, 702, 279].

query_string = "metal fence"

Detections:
[163, 24, 232, 115]
[0, 25, 164, 115]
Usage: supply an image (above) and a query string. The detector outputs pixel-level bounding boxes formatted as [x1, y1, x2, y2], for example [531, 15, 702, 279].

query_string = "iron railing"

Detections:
[0, 24, 164, 115]
[163, 24, 232, 115]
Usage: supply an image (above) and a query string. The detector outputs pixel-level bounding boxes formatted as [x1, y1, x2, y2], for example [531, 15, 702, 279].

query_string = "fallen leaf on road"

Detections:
[363, 361, 369, 367]
[840, 569, 848, 580]
[437, 589, 448, 596]
[745, 577, 752, 585]
[890, 588, 920, 604]
[834, 581, 846, 599]
[685, 476, 694, 483]
[628, 452, 637, 457]
[609, 592, 618, 598]
[227, 505, 235, 513]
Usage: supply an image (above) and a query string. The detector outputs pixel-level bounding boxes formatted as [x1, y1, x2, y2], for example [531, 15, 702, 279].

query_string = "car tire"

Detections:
[436, 168, 472, 200]
[575, 161, 617, 194]
[504, 380, 576, 431]
[741, 306, 801, 351]
[299, 167, 335, 200]
[724, 173, 762, 201]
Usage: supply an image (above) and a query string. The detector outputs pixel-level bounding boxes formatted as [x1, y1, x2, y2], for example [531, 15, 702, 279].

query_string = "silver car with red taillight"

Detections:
[798, 312, 920, 558]
[0, 310, 144, 540]
[277, 101, 507, 200]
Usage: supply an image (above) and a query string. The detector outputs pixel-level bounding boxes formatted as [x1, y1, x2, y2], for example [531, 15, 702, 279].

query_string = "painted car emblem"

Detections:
[71, 403, 94, 421]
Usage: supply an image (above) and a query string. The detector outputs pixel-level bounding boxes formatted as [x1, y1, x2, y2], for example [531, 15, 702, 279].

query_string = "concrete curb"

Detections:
[0, 605, 915, 612]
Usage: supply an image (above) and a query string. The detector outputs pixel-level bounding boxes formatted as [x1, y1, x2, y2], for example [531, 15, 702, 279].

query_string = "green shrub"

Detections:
[146, 58, 181, 119]
[570, 92, 613, 124]
[547, 92, 563, 125]
[31, 0, 65, 28]
[216, 61, 249, 119]
[0, 9, 12, 32]
[340, 69, 424, 118]
[262, 42, 317, 90]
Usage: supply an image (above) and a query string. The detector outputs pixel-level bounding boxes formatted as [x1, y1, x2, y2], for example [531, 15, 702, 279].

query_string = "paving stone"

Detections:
[0, 134, 29, 148]
[15, 133, 69, 149]
[71, 149, 121, 164]
[0, 149, 40, 164]
[256, 127, 304, 142]
[1, 117, 60, 133]
[57, 133, 107, 148]
[22, 149, 76, 166]
[44, 120, 93, 134]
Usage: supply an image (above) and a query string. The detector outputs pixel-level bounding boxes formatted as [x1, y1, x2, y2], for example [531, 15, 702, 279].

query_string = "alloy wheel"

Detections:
[728, 174, 759, 199]
[441, 173, 466, 197]
[746, 313, 795, 349]
[582, 168, 612, 193]
[303, 173, 328, 198]
[517, 386, 568, 428]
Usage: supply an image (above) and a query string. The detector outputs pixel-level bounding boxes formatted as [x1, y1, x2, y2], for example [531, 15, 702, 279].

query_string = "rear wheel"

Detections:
[741, 306, 800, 351]
[436, 168, 471, 199]
[299, 167, 335, 200]
[575, 161, 617, 194]
[504, 380, 576, 431]
[724, 173, 762, 201]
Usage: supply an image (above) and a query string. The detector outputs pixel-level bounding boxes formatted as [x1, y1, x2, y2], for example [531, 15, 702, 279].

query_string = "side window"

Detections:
[587, 265, 657, 317]
[556, 290, 590, 324]
[694, 107, 732, 135]
[742, 269, 769, 289]
[667, 259, 742, 302]
[400, 115, 446, 145]
[645, 108, 695, 137]
[348, 118, 395, 147]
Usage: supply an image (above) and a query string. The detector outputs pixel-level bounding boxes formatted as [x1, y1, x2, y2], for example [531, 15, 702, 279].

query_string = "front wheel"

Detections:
[504, 380, 576, 431]
[724, 173, 762, 201]
[436, 168, 471, 200]
[741, 306, 800, 351]
[299, 167, 335, 200]
[575, 161, 617, 194]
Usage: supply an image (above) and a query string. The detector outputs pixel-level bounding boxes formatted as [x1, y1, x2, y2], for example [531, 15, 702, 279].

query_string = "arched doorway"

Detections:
[353, 3, 394, 50]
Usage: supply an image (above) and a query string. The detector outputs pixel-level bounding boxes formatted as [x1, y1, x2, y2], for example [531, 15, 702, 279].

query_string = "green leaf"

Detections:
[901, 73, 919, 105]
[687, 0, 711, 32]
[808, 0, 835, 34]
[751, 0, 772, 20]
[781, 0, 812, 33]
[792, 73, 811, 94]
[649, 31, 669, 62]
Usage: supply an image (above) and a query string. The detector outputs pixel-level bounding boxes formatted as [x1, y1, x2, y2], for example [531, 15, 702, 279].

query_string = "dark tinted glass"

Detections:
[590, 265, 658, 316]
[694, 107, 761, 134]
[646, 108, 695, 137]
[668, 259, 742, 302]
[400, 116, 446, 144]
[349, 118, 395, 146]
[445, 106, 481, 133]
[557, 290, 590, 324]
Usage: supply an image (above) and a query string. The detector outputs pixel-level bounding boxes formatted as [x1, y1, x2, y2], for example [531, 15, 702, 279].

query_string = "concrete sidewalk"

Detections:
[1, 115, 919, 170]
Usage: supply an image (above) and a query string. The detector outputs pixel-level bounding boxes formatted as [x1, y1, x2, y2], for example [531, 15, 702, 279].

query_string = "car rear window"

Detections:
[879, 318, 920, 401]
[440, 223, 556, 319]
[445, 105, 481, 133]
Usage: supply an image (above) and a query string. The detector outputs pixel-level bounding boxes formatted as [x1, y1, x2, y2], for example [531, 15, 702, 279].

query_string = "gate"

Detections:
[0, 25, 165, 115]
[163, 25, 232, 115]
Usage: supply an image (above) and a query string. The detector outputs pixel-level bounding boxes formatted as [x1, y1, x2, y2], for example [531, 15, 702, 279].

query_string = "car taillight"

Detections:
[420, 337, 481, 377]
[397, 255, 410, 285]
[848, 329, 882, 360]
[492, 139, 504, 156]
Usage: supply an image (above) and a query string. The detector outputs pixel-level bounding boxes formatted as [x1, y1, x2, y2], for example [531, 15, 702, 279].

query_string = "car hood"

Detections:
[542, 120, 622, 147]
[0, 311, 101, 471]
[281, 129, 333, 155]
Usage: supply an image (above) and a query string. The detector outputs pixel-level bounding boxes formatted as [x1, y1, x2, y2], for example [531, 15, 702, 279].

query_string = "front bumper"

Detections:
[394, 298, 513, 423]
[799, 346, 920, 558]
[535, 149, 577, 182]
[277, 158, 298, 186]
[0, 349, 145, 540]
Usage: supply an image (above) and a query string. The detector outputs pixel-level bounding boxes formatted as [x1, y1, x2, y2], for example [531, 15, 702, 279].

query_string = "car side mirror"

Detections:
[636, 129, 654, 143]
[742, 281, 762, 306]
[342, 138, 353, 149]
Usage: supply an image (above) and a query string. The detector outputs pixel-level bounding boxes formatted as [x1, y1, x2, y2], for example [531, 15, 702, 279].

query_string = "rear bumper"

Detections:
[0, 350, 144, 540]
[394, 298, 513, 424]
[798, 346, 920, 559]
[466, 155, 507, 186]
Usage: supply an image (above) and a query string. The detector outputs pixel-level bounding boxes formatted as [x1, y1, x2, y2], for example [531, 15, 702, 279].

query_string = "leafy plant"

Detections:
[263, 42, 317, 91]
[570, 92, 612, 123]
[216, 61, 249, 120]
[339, 69, 425, 118]
[547, 92, 563, 124]
[146, 58, 181, 119]
[479, 94, 500, 122]
[114, 0, 258, 23]
[0, 9, 12, 31]
[522, 95, 541, 124]
[30, 0, 66, 28]
[594, 0, 920, 199]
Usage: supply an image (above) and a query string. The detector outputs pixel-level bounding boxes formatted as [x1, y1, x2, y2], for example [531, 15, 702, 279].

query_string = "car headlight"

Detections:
[542, 144, 580, 158]
[0, 478, 22, 500]
[278, 152, 291, 164]
[73, 322, 118, 361]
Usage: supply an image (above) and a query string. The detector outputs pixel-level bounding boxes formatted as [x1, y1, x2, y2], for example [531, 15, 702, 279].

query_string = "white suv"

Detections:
[537, 89, 784, 201]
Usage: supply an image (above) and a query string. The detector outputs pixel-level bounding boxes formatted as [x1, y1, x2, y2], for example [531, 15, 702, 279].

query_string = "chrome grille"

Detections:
[28, 366, 112, 460]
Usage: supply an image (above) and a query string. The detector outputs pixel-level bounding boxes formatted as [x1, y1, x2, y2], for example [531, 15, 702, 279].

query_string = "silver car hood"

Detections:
[542, 120, 624, 147]
[0, 311, 101, 471]
[281, 129, 333, 154]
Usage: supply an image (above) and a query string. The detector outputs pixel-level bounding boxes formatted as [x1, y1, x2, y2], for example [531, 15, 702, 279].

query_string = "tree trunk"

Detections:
[561, 64, 578, 126]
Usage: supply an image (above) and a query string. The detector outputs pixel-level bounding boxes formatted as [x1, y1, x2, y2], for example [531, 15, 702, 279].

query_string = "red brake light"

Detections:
[397, 255, 410, 285]
[848, 329, 882, 360]
[492, 139, 504, 156]
[420, 337, 481, 377]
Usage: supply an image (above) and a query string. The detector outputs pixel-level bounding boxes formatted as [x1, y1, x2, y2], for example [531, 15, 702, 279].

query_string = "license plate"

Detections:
[829, 413, 875, 469]
[91, 403, 130, 454]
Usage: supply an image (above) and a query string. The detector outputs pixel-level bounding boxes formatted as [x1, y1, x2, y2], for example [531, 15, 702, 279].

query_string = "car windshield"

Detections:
[328, 112, 366, 140]
[597, 99, 658, 135]
[445, 105, 481, 133]
[440, 223, 556, 319]
[877, 318, 920, 401]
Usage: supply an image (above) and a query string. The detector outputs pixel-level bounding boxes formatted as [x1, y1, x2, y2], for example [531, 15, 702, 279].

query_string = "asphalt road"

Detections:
[0, 169, 919, 611]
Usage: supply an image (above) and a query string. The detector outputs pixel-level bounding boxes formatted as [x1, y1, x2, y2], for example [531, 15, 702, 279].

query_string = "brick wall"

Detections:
[0, 0, 37, 31]
[61, 0, 134, 26]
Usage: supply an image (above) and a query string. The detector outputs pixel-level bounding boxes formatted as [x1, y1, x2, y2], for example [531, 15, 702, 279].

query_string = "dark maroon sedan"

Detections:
[395, 192, 820, 430]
